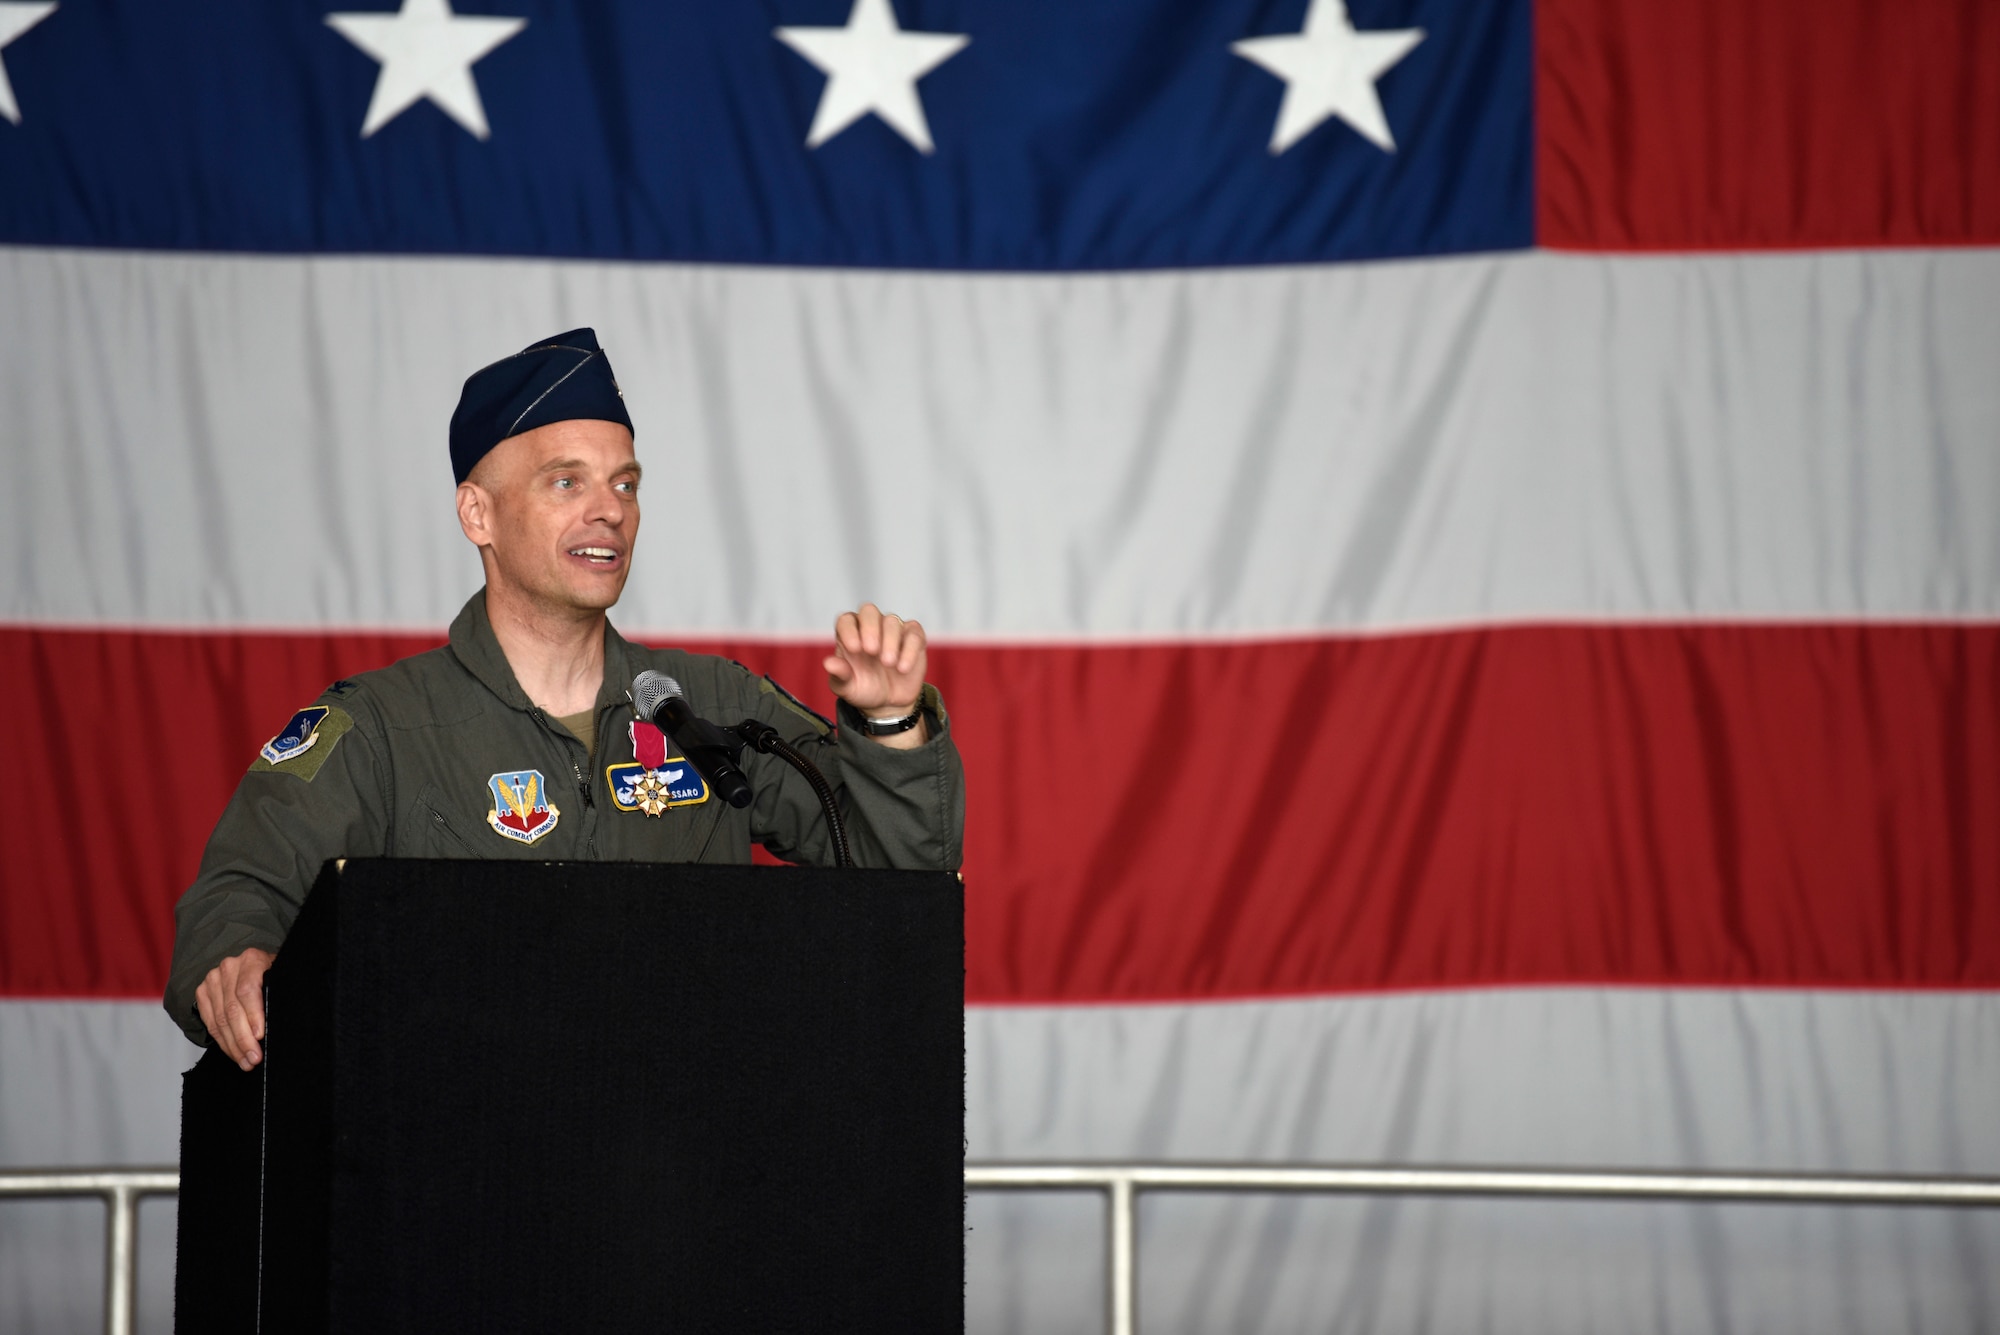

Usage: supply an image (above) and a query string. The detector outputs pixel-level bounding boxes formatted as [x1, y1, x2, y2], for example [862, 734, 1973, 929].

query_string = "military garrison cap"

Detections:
[449, 328, 634, 484]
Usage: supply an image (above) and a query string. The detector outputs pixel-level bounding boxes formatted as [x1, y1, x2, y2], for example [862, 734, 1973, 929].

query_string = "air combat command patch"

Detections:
[487, 769, 559, 844]
[250, 705, 354, 782]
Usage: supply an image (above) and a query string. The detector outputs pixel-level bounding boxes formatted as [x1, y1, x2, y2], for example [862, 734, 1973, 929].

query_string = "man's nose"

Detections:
[583, 480, 630, 524]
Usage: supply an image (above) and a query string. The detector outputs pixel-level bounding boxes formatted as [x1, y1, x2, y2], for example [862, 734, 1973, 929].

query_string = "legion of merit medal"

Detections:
[630, 719, 674, 816]
[606, 720, 711, 814]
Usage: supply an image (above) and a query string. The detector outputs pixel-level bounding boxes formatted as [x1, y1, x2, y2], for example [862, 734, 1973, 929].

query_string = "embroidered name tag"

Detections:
[606, 761, 710, 816]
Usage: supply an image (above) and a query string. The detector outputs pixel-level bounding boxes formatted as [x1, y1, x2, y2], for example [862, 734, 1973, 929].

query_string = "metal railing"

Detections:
[965, 1163, 2000, 1335]
[0, 1169, 180, 1335]
[8, 1163, 2000, 1335]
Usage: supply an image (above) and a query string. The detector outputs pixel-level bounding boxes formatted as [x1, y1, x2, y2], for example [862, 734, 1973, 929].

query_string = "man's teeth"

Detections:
[569, 547, 618, 561]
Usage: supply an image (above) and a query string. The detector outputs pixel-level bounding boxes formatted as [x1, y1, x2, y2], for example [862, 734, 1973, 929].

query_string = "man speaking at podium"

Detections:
[164, 329, 967, 1070]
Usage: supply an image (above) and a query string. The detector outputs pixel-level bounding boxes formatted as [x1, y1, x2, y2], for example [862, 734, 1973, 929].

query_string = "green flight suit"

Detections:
[165, 590, 966, 1046]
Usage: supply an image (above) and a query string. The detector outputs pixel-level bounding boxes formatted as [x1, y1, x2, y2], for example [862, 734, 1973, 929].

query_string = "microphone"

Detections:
[631, 671, 753, 809]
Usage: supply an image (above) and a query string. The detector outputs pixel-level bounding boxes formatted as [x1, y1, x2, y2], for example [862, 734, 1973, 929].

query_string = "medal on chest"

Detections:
[605, 720, 711, 816]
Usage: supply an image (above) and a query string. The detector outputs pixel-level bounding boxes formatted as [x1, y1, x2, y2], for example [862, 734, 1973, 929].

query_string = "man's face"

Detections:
[459, 418, 641, 615]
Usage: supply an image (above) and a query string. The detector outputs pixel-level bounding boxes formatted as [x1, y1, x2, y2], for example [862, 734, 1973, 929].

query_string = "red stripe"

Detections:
[1537, 0, 2000, 249]
[3, 624, 1996, 1001]
[1, 628, 441, 998]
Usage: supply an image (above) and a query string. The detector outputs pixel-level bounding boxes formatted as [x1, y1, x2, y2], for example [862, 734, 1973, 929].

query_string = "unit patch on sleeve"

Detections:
[487, 770, 559, 844]
[250, 705, 354, 782]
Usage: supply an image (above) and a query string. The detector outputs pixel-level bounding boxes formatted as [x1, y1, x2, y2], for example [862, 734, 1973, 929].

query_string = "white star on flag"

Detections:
[1232, 0, 1424, 154]
[326, 0, 525, 140]
[776, 0, 969, 154]
[0, 1, 56, 126]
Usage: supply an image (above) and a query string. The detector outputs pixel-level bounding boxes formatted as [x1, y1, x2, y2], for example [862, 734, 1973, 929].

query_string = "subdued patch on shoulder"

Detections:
[250, 706, 355, 782]
[750, 668, 834, 736]
[324, 678, 362, 698]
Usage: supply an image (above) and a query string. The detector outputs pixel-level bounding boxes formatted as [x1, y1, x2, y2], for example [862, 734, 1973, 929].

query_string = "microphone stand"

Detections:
[729, 720, 853, 869]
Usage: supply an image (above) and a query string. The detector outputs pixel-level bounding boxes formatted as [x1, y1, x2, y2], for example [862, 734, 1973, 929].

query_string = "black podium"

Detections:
[175, 859, 964, 1333]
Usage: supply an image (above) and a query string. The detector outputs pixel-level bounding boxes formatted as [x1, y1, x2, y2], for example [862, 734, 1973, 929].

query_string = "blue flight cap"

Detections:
[449, 328, 634, 484]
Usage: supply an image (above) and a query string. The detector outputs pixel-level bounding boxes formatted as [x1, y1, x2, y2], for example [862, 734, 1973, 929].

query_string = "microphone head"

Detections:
[632, 670, 684, 723]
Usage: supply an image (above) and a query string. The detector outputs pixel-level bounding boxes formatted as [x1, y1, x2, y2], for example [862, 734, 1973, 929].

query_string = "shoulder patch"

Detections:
[752, 670, 834, 736]
[250, 706, 354, 782]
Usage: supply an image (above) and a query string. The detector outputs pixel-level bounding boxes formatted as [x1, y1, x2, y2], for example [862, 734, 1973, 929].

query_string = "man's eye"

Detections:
[616, 480, 637, 495]
[553, 477, 576, 490]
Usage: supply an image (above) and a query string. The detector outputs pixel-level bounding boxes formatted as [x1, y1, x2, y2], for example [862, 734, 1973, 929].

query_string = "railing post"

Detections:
[103, 1182, 137, 1335]
[1107, 1174, 1136, 1335]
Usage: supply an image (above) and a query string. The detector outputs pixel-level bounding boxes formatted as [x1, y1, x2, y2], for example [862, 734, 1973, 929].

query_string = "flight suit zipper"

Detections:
[530, 706, 598, 855]
[571, 750, 597, 857]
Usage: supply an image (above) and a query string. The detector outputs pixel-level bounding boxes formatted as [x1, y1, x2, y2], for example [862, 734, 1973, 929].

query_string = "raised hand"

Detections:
[825, 603, 929, 745]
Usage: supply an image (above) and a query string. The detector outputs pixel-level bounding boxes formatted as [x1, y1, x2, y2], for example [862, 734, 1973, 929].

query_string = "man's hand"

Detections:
[195, 947, 276, 1071]
[825, 603, 929, 750]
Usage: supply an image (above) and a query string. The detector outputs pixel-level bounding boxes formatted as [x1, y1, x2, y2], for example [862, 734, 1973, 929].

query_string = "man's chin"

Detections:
[566, 575, 628, 612]
[493, 571, 630, 617]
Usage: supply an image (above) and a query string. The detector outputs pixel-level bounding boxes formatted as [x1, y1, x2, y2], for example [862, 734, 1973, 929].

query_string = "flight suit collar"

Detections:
[597, 619, 656, 714]
[447, 589, 653, 719]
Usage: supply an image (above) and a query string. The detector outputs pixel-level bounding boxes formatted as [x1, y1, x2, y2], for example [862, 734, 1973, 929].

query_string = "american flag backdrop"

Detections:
[3, 0, 1998, 1328]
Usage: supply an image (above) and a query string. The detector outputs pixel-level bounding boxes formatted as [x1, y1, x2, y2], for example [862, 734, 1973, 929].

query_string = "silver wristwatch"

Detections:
[854, 703, 924, 736]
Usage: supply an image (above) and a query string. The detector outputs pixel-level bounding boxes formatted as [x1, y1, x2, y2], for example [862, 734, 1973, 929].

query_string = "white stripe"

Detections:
[965, 988, 2000, 1334]
[4, 246, 1998, 637]
[7, 992, 1997, 1332]
[0, 1002, 193, 1334]
[966, 989, 2000, 1168]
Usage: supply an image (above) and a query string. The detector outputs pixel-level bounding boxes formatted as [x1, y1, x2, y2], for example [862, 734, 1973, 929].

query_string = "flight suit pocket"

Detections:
[413, 783, 473, 856]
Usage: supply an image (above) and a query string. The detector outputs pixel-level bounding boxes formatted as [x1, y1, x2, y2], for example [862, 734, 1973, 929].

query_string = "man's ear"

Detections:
[456, 480, 494, 551]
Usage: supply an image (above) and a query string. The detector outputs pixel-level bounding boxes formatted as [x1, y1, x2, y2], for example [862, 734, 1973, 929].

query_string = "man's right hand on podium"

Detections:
[196, 947, 275, 1071]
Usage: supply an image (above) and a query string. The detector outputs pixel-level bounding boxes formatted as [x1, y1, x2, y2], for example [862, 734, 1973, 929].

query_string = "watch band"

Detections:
[855, 704, 924, 736]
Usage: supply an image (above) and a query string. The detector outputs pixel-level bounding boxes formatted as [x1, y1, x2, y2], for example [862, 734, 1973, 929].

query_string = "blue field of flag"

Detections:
[0, 0, 1531, 268]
